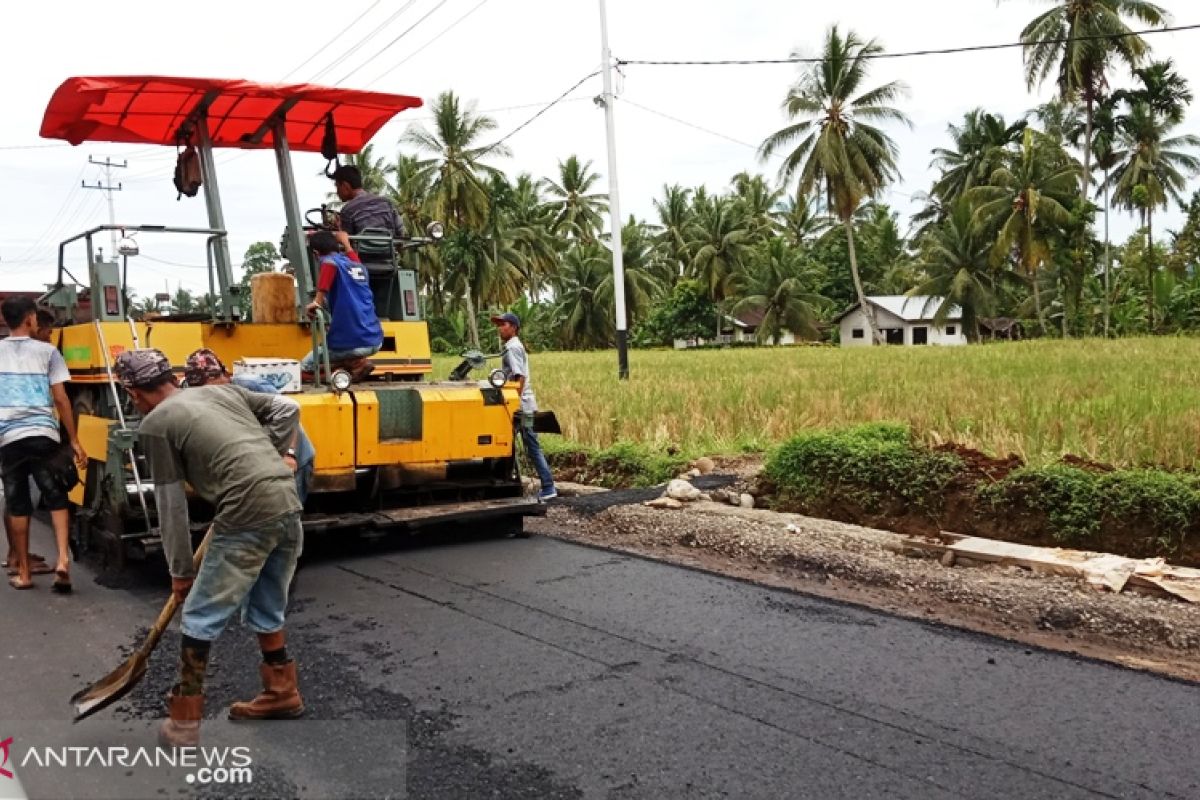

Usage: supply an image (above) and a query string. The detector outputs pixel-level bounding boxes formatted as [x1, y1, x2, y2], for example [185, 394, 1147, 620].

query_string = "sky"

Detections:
[2, 0, 1199, 296]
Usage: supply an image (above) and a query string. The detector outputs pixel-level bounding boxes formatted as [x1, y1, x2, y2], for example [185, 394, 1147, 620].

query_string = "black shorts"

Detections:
[0, 436, 72, 517]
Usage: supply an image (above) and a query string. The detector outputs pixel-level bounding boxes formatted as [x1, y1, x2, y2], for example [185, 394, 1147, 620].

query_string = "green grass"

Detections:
[435, 337, 1200, 469]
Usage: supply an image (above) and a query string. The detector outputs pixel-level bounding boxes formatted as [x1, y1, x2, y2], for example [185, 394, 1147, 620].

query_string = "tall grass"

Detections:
[435, 338, 1200, 468]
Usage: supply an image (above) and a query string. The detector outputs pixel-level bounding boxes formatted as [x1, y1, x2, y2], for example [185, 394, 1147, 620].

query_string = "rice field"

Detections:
[436, 338, 1200, 469]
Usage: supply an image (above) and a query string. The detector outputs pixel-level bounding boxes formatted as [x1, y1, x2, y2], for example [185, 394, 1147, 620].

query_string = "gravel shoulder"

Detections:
[530, 489, 1200, 683]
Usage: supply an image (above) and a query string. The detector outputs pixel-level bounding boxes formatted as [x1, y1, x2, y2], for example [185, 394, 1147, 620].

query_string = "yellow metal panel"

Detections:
[294, 390, 356, 471]
[69, 414, 115, 505]
[356, 384, 518, 466]
[61, 321, 147, 376]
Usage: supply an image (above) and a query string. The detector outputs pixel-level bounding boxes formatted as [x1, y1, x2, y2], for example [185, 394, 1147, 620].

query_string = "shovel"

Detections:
[70, 527, 213, 722]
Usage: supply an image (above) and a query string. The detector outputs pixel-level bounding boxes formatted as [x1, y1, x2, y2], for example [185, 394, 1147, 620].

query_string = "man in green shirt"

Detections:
[114, 349, 306, 746]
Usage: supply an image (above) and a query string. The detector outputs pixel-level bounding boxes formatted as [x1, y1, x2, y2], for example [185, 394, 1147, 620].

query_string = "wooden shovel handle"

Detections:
[139, 527, 214, 657]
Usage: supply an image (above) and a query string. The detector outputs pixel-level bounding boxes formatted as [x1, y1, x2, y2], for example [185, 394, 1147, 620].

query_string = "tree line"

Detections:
[160, 1, 1200, 349]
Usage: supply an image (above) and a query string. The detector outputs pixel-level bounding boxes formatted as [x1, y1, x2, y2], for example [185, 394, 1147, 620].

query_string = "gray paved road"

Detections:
[0, 523, 1197, 799]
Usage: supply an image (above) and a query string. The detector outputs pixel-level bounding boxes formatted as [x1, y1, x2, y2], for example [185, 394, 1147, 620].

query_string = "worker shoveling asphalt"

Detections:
[74, 349, 307, 745]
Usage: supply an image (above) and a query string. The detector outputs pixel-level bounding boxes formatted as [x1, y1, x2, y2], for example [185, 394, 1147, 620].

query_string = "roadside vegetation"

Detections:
[761, 422, 1200, 566]
[440, 336, 1200, 471]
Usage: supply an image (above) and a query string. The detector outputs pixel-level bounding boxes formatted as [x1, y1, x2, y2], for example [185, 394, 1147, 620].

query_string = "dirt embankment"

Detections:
[759, 444, 1200, 569]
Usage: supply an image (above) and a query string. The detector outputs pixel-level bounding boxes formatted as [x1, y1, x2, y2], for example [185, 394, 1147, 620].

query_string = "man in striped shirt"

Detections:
[0, 296, 86, 591]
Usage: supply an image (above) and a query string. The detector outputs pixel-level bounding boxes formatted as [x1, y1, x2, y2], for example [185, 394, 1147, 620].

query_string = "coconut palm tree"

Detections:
[541, 155, 608, 242]
[687, 196, 752, 338]
[1016, 0, 1169, 198]
[776, 188, 833, 247]
[760, 26, 911, 344]
[931, 109, 1028, 206]
[555, 243, 612, 348]
[1104, 103, 1200, 329]
[733, 238, 825, 344]
[597, 217, 666, 328]
[911, 201, 1012, 342]
[652, 184, 693, 282]
[1115, 58, 1194, 126]
[402, 91, 507, 346]
[969, 129, 1080, 335]
[504, 173, 559, 301]
[729, 172, 784, 245]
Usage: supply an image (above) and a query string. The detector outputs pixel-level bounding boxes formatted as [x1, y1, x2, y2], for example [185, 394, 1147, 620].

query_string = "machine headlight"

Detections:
[426, 221, 445, 241]
[330, 369, 353, 392]
[488, 369, 507, 389]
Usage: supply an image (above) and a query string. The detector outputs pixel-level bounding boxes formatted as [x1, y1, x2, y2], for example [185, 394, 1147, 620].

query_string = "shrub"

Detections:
[764, 423, 962, 514]
[544, 440, 688, 488]
[979, 465, 1200, 552]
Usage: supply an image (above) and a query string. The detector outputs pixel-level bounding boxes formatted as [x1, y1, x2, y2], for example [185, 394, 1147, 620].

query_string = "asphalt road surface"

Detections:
[0, 519, 1197, 800]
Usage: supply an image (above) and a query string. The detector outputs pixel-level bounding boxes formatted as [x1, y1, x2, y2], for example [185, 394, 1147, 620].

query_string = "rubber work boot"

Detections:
[159, 690, 203, 747]
[345, 357, 375, 383]
[228, 661, 305, 720]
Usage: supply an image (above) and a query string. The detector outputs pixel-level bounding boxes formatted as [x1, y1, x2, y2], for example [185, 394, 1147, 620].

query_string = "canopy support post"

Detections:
[195, 111, 237, 322]
[271, 121, 314, 314]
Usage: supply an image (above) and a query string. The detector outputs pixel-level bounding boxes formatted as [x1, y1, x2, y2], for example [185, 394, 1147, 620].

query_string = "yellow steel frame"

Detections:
[61, 319, 519, 492]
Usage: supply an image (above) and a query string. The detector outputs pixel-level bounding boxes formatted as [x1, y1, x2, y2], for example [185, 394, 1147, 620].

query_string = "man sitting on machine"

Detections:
[302, 230, 382, 384]
[330, 164, 407, 320]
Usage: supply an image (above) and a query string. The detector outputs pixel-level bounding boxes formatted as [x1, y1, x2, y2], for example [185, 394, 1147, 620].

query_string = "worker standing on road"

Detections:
[184, 348, 315, 504]
[490, 312, 556, 501]
[302, 230, 383, 383]
[0, 297, 86, 592]
[114, 349, 306, 746]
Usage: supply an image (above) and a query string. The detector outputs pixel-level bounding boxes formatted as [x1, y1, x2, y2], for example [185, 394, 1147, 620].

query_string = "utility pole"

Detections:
[598, 0, 629, 379]
[82, 156, 128, 259]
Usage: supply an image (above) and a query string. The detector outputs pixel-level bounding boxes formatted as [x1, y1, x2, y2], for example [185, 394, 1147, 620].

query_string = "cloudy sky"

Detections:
[2, 0, 1199, 296]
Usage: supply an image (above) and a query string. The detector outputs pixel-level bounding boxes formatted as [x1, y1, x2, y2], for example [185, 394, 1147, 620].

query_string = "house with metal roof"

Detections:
[833, 295, 968, 347]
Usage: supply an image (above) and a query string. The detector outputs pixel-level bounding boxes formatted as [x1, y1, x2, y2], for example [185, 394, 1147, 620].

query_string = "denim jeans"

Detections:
[300, 344, 380, 372]
[181, 513, 303, 642]
[517, 414, 554, 491]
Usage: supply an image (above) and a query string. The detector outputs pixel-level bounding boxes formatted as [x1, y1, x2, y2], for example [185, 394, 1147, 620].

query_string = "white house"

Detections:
[834, 295, 968, 347]
[674, 308, 798, 349]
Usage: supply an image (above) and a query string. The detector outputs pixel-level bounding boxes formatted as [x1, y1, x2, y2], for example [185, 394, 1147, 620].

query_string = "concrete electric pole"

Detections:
[82, 156, 127, 259]
[598, 0, 629, 379]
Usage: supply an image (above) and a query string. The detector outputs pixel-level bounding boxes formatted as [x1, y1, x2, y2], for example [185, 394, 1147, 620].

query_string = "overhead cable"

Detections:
[616, 23, 1200, 66]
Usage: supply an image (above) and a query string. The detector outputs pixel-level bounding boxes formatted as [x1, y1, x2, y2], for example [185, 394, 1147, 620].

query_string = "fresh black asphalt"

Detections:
[0, 522, 1197, 799]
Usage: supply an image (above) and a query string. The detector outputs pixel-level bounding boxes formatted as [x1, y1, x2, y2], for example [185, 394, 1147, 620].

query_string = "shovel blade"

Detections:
[71, 654, 149, 722]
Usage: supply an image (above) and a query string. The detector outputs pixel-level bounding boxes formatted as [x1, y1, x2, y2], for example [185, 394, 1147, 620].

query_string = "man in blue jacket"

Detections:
[301, 230, 383, 383]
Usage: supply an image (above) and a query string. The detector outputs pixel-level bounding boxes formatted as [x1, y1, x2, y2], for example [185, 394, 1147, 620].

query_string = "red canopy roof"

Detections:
[40, 76, 423, 152]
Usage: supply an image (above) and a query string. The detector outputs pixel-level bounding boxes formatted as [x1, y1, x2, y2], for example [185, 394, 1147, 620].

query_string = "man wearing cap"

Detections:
[489, 312, 556, 501]
[114, 348, 307, 746]
[184, 348, 315, 504]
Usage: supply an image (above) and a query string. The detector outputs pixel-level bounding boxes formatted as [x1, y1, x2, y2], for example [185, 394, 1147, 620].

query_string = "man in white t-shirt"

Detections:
[489, 312, 556, 501]
[0, 297, 86, 591]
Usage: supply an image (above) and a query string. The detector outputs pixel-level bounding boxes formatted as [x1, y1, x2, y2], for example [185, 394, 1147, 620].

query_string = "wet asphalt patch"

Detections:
[110, 587, 583, 799]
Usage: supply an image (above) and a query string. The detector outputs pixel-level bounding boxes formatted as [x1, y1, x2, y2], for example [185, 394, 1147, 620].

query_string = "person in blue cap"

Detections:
[489, 312, 556, 501]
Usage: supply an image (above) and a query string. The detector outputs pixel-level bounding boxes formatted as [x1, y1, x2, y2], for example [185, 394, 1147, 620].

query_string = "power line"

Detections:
[616, 22, 1200, 67]
[364, 0, 493, 89]
[479, 71, 602, 155]
[0, 143, 69, 151]
[8, 164, 89, 263]
[279, 0, 385, 81]
[309, 0, 422, 83]
[137, 253, 218, 270]
[622, 98, 781, 160]
[334, 0, 452, 86]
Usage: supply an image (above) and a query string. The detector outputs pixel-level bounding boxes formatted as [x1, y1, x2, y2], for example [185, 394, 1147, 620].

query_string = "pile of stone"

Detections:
[644, 457, 755, 511]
